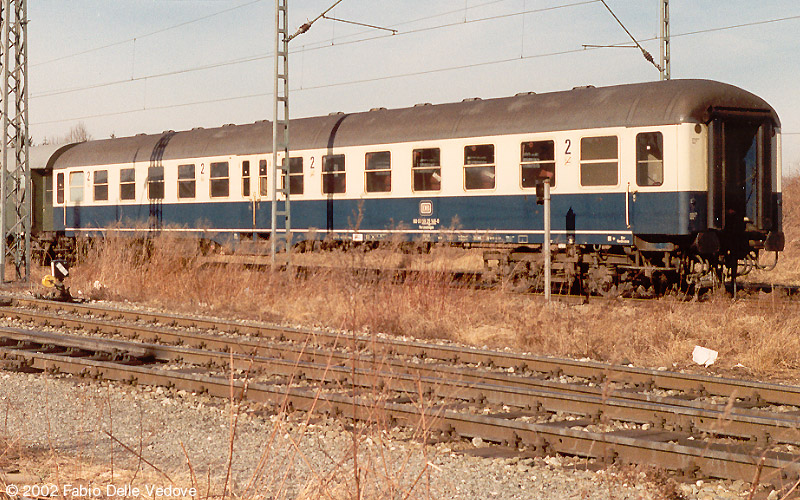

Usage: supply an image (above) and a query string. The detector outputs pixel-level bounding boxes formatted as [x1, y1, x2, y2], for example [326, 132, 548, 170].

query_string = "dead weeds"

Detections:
[48, 228, 800, 382]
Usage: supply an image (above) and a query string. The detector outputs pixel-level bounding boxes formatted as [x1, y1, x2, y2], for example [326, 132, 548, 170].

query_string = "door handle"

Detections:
[625, 182, 631, 228]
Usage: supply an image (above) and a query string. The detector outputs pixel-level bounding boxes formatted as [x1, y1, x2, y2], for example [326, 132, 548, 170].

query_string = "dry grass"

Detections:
[513, 296, 800, 378]
[291, 245, 484, 272]
[61, 231, 487, 341]
[49, 222, 800, 382]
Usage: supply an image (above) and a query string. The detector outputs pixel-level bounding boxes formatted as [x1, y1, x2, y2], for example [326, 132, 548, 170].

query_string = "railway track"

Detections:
[2, 296, 800, 490]
[736, 281, 800, 297]
[200, 255, 800, 299]
[200, 258, 487, 287]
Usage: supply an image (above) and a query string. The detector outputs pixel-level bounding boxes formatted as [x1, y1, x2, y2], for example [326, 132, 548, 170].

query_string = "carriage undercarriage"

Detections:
[483, 240, 779, 297]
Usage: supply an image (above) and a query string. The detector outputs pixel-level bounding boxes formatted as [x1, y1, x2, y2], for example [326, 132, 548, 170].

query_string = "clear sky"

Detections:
[28, 0, 800, 173]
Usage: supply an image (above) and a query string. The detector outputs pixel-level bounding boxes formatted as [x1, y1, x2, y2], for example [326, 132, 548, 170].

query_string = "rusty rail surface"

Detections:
[2, 345, 800, 487]
[3, 297, 800, 406]
[2, 326, 800, 447]
[3, 317, 800, 487]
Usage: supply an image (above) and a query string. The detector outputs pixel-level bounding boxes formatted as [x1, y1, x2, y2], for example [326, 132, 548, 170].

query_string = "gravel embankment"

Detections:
[0, 370, 765, 500]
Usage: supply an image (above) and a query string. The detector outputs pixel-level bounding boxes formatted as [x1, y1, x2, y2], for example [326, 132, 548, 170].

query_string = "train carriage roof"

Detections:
[50, 79, 779, 169]
[30, 142, 80, 172]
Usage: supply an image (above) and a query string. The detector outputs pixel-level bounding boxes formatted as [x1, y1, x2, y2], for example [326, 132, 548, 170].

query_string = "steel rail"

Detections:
[0, 310, 785, 426]
[0, 305, 789, 412]
[3, 326, 800, 447]
[3, 297, 800, 406]
[1, 346, 799, 486]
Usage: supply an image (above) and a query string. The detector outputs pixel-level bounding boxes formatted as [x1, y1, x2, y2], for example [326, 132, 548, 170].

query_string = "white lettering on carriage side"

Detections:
[413, 218, 440, 230]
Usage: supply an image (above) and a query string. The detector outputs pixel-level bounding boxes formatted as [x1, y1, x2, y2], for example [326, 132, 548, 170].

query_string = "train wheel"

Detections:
[585, 265, 615, 296]
[677, 255, 721, 298]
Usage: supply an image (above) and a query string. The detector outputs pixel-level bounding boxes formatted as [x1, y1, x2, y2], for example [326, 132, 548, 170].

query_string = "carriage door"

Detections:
[579, 136, 628, 238]
[708, 114, 773, 238]
[629, 131, 665, 233]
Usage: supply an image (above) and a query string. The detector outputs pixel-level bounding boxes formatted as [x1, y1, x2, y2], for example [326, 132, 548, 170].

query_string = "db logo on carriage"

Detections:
[419, 200, 433, 217]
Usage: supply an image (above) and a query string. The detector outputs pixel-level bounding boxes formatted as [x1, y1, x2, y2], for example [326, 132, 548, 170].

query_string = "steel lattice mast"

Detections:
[660, 0, 670, 80]
[270, 0, 291, 265]
[270, 0, 343, 265]
[0, 0, 30, 282]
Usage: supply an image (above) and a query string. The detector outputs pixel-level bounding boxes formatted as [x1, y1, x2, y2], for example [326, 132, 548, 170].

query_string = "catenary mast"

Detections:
[0, 0, 30, 282]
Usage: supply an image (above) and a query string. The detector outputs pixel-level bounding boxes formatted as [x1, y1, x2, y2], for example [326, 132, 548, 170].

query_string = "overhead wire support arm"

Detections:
[321, 15, 397, 34]
[286, 0, 343, 42]
[581, 44, 636, 49]
[598, 0, 662, 73]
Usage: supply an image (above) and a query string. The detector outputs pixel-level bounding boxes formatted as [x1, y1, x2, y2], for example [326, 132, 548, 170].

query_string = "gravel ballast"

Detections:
[0, 370, 762, 499]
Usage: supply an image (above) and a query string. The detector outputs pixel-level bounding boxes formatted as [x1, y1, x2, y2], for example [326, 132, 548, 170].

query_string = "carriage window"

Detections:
[120, 168, 135, 200]
[365, 151, 391, 193]
[580, 136, 618, 186]
[521, 141, 555, 188]
[94, 170, 108, 201]
[636, 132, 664, 187]
[412, 148, 441, 191]
[259, 159, 268, 196]
[148, 166, 165, 199]
[322, 154, 345, 194]
[242, 161, 250, 197]
[210, 161, 229, 198]
[56, 172, 65, 204]
[69, 171, 84, 202]
[464, 144, 495, 190]
[178, 164, 195, 199]
[288, 157, 304, 195]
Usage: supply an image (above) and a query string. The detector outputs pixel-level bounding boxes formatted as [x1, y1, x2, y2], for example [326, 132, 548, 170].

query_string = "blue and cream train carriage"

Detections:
[33, 79, 784, 292]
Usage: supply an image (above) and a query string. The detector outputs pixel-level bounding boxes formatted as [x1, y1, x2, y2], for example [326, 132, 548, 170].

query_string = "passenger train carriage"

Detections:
[34, 79, 784, 293]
